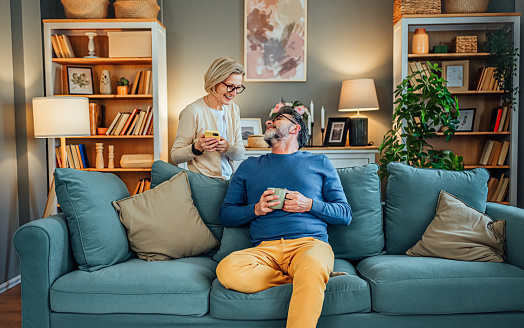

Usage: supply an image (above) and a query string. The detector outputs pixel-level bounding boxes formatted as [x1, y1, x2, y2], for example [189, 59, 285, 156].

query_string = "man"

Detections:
[217, 106, 352, 328]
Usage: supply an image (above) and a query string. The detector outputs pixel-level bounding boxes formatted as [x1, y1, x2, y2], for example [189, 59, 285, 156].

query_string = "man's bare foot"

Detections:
[330, 271, 349, 277]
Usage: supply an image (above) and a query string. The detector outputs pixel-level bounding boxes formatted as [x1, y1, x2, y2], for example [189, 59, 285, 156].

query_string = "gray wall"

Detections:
[0, 0, 47, 288]
[516, 0, 524, 208]
[164, 0, 394, 149]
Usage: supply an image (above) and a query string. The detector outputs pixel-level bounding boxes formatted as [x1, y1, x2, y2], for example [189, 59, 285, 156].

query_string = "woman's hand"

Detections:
[282, 191, 313, 213]
[254, 189, 279, 216]
[195, 134, 219, 152]
[216, 137, 230, 153]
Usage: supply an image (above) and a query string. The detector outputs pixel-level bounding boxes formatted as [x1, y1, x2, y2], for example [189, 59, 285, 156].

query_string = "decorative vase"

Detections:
[117, 85, 128, 95]
[96, 143, 104, 169]
[100, 70, 111, 95]
[412, 28, 429, 54]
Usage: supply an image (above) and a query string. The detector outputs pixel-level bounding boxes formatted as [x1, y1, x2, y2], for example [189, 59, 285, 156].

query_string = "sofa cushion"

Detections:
[407, 190, 506, 262]
[209, 259, 370, 320]
[357, 255, 524, 315]
[54, 168, 133, 272]
[213, 226, 252, 262]
[50, 257, 217, 316]
[329, 164, 384, 260]
[385, 162, 490, 255]
[113, 171, 219, 261]
[151, 160, 229, 240]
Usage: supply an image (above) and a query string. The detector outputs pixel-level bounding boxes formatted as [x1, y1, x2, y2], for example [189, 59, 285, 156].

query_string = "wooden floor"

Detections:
[0, 284, 22, 327]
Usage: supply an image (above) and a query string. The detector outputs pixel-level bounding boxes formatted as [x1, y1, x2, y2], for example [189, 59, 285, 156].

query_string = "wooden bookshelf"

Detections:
[394, 14, 519, 205]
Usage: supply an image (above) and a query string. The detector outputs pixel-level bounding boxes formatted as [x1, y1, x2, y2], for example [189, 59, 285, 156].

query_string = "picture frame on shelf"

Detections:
[323, 117, 349, 147]
[456, 108, 476, 132]
[441, 60, 469, 92]
[244, 0, 307, 82]
[67, 66, 94, 95]
[240, 118, 263, 146]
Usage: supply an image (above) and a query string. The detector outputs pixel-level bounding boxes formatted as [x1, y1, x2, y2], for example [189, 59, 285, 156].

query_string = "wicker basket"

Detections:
[61, 0, 109, 19]
[452, 36, 478, 53]
[247, 135, 268, 148]
[393, 0, 441, 24]
[442, 0, 490, 14]
[114, 0, 160, 19]
[120, 154, 154, 168]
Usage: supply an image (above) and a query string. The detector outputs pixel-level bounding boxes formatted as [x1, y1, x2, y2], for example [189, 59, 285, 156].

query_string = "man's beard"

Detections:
[264, 123, 294, 147]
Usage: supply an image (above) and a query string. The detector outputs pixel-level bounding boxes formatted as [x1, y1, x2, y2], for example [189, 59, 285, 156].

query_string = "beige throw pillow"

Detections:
[113, 171, 219, 261]
[406, 190, 506, 262]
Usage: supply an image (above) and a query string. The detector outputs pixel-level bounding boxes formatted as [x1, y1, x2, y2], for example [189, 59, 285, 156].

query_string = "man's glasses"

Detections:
[272, 113, 298, 125]
[221, 82, 245, 94]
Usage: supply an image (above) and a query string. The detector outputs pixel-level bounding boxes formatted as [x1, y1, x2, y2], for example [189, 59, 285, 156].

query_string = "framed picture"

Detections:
[240, 118, 263, 146]
[456, 108, 476, 132]
[244, 0, 307, 82]
[67, 67, 94, 95]
[323, 117, 350, 147]
[442, 60, 469, 92]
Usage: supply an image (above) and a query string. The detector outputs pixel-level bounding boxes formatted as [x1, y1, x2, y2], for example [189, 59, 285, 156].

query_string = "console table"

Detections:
[233, 146, 379, 170]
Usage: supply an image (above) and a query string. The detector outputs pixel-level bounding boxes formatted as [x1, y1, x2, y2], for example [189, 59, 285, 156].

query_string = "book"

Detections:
[476, 67, 487, 91]
[502, 109, 511, 132]
[491, 173, 505, 202]
[131, 71, 141, 95]
[131, 180, 141, 196]
[143, 107, 153, 135]
[497, 106, 508, 132]
[493, 109, 503, 132]
[488, 141, 503, 166]
[138, 179, 146, 194]
[497, 141, 510, 166]
[478, 140, 495, 165]
[488, 108, 502, 132]
[138, 70, 146, 94]
[57, 35, 71, 58]
[481, 67, 494, 91]
[61, 35, 76, 58]
[472, 67, 484, 91]
[51, 35, 62, 58]
[66, 144, 77, 168]
[486, 177, 498, 201]
[55, 147, 63, 168]
[144, 179, 151, 192]
[495, 177, 510, 202]
[78, 144, 90, 168]
[120, 108, 140, 135]
[74, 145, 84, 169]
[133, 111, 147, 135]
[144, 71, 152, 95]
[125, 109, 142, 135]
[106, 112, 123, 135]
[113, 112, 131, 135]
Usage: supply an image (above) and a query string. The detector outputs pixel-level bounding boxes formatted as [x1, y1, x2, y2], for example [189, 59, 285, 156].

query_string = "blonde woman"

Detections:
[171, 57, 246, 179]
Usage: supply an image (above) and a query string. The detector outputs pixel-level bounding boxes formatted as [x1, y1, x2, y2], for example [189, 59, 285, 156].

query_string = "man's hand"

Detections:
[254, 189, 280, 216]
[282, 191, 313, 213]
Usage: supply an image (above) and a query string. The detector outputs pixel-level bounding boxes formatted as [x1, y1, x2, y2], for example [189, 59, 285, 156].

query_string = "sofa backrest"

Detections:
[385, 162, 490, 255]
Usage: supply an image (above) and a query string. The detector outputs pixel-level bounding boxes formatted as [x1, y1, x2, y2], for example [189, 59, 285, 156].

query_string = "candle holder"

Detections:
[309, 122, 314, 147]
[84, 32, 99, 58]
[321, 128, 325, 147]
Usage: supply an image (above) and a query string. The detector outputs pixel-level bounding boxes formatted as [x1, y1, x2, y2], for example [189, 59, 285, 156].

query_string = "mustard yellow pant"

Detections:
[216, 237, 334, 328]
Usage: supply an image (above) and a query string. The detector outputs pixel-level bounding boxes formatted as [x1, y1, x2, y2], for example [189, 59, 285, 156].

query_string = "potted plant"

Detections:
[116, 77, 129, 95]
[484, 26, 519, 109]
[378, 62, 463, 180]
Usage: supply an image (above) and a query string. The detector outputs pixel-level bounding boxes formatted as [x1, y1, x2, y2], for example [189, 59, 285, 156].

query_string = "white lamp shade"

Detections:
[32, 97, 91, 138]
[338, 79, 380, 112]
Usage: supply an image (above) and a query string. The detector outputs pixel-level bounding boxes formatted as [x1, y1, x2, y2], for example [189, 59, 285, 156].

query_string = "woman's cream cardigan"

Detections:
[171, 97, 245, 179]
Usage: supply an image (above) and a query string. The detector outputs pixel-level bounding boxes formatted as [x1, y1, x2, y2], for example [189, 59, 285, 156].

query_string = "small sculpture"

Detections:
[108, 145, 115, 169]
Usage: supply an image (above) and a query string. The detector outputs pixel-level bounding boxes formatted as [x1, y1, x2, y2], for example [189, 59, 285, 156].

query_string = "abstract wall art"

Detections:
[244, 0, 307, 82]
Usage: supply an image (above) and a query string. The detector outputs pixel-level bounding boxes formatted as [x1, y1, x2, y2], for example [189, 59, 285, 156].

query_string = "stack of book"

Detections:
[488, 106, 511, 132]
[130, 70, 153, 95]
[132, 178, 151, 196]
[472, 67, 501, 91]
[487, 174, 510, 202]
[51, 34, 75, 58]
[106, 107, 154, 136]
[407, 61, 431, 87]
[56, 144, 89, 169]
[478, 140, 510, 166]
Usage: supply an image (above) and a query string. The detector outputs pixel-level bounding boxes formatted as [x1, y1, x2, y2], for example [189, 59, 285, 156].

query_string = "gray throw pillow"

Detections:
[407, 190, 506, 262]
[113, 171, 219, 261]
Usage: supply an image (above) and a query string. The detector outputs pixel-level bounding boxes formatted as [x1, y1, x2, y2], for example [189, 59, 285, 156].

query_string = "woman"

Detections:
[171, 57, 246, 179]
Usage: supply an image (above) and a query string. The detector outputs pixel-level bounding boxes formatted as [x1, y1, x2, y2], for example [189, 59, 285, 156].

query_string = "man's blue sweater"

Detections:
[219, 151, 352, 245]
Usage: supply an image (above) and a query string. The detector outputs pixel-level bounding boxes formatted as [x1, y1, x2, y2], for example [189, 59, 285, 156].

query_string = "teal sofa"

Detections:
[14, 161, 524, 328]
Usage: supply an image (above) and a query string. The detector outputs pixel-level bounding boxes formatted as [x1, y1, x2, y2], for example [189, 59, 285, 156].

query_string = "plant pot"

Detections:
[117, 86, 129, 95]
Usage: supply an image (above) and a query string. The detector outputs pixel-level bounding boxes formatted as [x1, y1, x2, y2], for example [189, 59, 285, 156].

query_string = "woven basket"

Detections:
[120, 154, 154, 168]
[247, 135, 268, 148]
[393, 0, 441, 24]
[114, 0, 160, 19]
[452, 36, 478, 53]
[61, 0, 109, 19]
[442, 0, 490, 14]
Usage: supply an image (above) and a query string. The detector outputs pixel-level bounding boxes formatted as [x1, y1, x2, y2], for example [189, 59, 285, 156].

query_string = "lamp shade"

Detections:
[33, 97, 91, 138]
[338, 79, 379, 112]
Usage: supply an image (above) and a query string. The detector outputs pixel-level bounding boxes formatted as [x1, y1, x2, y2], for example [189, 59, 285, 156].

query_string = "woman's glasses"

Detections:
[221, 82, 245, 94]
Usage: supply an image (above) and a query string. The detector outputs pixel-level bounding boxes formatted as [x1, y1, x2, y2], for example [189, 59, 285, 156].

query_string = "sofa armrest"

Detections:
[13, 214, 75, 328]
[486, 202, 524, 270]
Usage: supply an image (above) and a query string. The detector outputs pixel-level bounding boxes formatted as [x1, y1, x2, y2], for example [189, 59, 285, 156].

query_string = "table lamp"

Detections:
[338, 79, 379, 146]
[33, 97, 90, 218]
